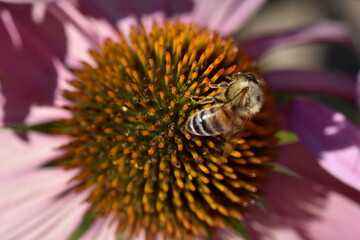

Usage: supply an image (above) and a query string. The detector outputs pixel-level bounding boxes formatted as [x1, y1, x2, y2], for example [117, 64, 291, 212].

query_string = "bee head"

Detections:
[239, 73, 265, 114]
[243, 73, 263, 85]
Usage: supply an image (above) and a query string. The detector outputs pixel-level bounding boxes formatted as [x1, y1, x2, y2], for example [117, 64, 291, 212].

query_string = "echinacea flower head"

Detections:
[57, 20, 277, 239]
[1, 1, 360, 240]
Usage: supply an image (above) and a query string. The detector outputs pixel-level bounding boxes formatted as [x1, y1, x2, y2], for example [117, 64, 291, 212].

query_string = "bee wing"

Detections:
[222, 115, 251, 158]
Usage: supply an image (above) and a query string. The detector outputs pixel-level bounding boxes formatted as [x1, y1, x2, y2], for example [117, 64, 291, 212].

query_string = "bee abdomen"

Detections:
[185, 106, 232, 136]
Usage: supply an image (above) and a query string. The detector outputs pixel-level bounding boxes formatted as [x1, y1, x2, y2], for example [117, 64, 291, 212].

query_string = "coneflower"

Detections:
[58, 21, 277, 239]
[1, 1, 359, 240]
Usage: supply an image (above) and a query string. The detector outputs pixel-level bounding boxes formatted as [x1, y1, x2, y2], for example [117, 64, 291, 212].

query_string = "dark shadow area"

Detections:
[324, 45, 360, 78]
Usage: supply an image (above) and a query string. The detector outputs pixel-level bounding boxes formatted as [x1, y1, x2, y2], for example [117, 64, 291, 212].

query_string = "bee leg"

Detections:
[213, 95, 227, 103]
[185, 94, 215, 104]
[208, 79, 238, 89]
[225, 72, 241, 80]
[207, 82, 229, 89]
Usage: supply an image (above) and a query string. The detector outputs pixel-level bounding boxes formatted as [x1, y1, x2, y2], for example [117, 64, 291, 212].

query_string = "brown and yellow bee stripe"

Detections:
[186, 105, 233, 136]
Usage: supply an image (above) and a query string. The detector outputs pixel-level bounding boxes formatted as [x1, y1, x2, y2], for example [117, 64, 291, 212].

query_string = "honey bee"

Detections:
[184, 72, 265, 156]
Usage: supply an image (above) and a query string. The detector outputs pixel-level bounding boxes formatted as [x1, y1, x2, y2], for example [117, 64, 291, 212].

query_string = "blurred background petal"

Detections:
[246, 142, 360, 240]
[283, 99, 360, 191]
[265, 70, 356, 102]
[192, 0, 266, 36]
[242, 21, 352, 60]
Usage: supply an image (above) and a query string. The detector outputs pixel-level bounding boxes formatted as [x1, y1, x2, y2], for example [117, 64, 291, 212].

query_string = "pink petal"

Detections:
[242, 21, 352, 60]
[276, 143, 360, 203]
[0, 169, 79, 225]
[24, 105, 71, 125]
[0, 166, 81, 219]
[1, 187, 89, 240]
[0, 129, 69, 180]
[116, 14, 138, 44]
[141, 10, 165, 32]
[192, 0, 266, 36]
[306, 193, 360, 240]
[283, 99, 360, 191]
[265, 70, 357, 102]
[245, 142, 360, 240]
[80, 214, 117, 240]
[49, 1, 118, 48]
[0, 128, 90, 239]
[36, 198, 88, 240]
[80, 217, 107, 240]
[213, 228, 245, 240]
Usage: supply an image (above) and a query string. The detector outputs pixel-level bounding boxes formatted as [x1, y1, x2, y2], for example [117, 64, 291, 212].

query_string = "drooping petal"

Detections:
[35, 196, 88, 240]
[283, 99, 360, 191]
[80, 214, 117, 240]
[0, 178, 89, 240]
[265, 70, 356, 102]
[0, 129, 69, 180]
[80, 217, 108, 240]
[192, 0, 266, 36]
[0, 168, 75, 214]
[242, 21, 352, 60]
[0, 128, 89, 239]
[245, 142, 360, 240]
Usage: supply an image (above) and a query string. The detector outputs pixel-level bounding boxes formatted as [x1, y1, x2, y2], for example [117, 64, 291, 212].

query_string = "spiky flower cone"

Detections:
[58, 21, 277, 239]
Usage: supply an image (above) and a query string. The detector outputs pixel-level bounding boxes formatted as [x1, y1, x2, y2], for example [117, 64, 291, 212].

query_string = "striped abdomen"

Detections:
[185, 104, 234, 136]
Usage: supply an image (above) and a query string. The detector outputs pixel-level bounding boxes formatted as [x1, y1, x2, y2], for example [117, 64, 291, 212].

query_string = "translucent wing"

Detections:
[222, 115, 251, 158]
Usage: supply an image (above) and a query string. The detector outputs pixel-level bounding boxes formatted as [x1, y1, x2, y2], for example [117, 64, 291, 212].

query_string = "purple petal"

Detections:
[0, 4, 66, 126]
[283, 99, 360, 191]
[264, 70, 357, 102]
[0, 0, 55, 3]
[192, 0, 266, 36]
[78, 0, 193, 25]
[357, 71, 360, 111]
[245, 143, 360, 240]
[242, 21, 353, 60]
[0, 2, 110, 127]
